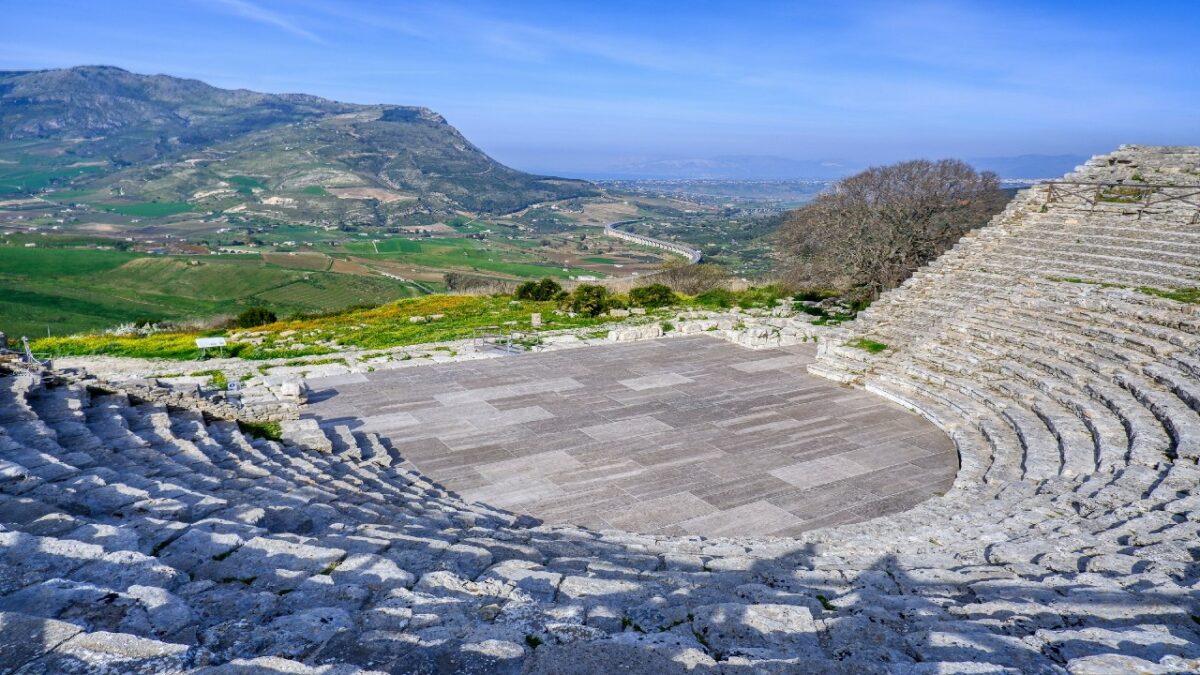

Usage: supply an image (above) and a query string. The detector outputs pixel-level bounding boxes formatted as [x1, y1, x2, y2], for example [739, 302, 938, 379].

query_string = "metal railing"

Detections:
[472, 327, 542, 353]
[1042, 180, 1200, 222]
[0, 339, 53, 375]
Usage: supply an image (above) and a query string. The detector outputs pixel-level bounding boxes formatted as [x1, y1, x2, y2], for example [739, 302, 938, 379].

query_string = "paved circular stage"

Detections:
[303, 335, 957, 536]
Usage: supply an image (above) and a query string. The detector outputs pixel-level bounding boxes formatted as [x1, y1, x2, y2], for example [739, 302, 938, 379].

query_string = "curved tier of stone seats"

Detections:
[800, 145, 1200, 670]
[3, 145, 1200, 674]
[2, 370, 1199, 671]
[0, 369, 1195, 667]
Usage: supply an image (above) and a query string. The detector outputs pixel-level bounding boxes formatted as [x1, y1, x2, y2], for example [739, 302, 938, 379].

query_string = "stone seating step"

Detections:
[950, 314, 1174, 468]
[890, 359, 1063, 480]
[922, 343, 1099, 478]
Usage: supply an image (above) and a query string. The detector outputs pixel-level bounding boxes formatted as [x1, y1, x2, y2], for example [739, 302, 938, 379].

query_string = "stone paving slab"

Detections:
[619, 373, 694, 391]
[304, 335, 957, 536]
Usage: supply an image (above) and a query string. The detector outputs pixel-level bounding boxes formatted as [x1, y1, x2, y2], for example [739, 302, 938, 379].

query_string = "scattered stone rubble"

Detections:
[1, 145, 1199, 673]
[87, 375, 308, 424]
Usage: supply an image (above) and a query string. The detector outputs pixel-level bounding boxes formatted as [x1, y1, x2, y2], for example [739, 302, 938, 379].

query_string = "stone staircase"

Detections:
[0, 145, 1198, 673]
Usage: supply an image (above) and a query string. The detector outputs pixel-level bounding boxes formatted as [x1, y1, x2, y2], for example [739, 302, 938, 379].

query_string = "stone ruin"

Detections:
[0, 145, 1198, 673]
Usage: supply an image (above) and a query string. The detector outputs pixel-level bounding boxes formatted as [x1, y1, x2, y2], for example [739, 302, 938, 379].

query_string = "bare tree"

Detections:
[778, 159, 1008, 301]
[654, 259, 730, 295]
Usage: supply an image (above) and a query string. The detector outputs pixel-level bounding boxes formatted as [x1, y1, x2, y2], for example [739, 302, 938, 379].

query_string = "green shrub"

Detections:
[629, 283, 677, 308]
[234, 307, 277, 328]
[793, 289, 836, 303]
[694, 288, 735, 308]
[566, 284, 612, 317]
[1138, 286, 1200, 304]
[733, 285, 790, 308]
[847, 338, 888, 354]
[190, 369, 228, 389]
[514, 277, 563, 301]
[237, 420, 282, 441]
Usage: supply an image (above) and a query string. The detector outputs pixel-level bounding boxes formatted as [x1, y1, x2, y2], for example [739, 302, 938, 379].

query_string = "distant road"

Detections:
[603, 219, 703, 264]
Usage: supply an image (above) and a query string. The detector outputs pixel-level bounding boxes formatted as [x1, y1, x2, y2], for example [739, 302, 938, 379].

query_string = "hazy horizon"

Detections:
[4, 1, 1198, 176]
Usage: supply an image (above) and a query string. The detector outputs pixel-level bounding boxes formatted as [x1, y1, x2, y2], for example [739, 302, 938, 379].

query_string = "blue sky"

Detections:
[3, 0, 1198, 175]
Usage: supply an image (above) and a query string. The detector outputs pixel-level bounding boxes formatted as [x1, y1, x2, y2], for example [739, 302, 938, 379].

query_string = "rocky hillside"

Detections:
[0, 65, 595, 218]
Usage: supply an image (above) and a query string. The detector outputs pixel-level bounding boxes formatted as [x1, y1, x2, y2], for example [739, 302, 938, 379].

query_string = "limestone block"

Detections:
[63, 523, 141, 553]
[904, 629, 1053, 673]
[260, 607, 354, 660]
[195, 655, 332, 673]
[329, 553, 415, 592]
[691, 603, 819, 658]
[206, 536, 345, 590]
[438, 543, 494, 579]
[158, 528, 246, 574]
[0, 611, 83, 671]
[523, 634, 716, 675]
[0, 532, 105, 594]
[558, 576, 653, 605]
[1067, 654, 1200, 675]
[279, 418, 332, 453]
[118, 584, 196, 639]
[278, 380, 307, 404]
[480, 562, 562, 602]
[607, 325, 663, 342]
[359, 597, 414, 632]
[278, 575, 370, 614]
[73, 550, 187, 592]
[18, 630, 195, 674]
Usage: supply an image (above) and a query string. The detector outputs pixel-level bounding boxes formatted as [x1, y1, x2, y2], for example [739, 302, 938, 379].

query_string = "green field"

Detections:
[371, 238, 423, 253]
[43, 188, 98, 201]
[341, 236, 596, 279]
[0, 246, 425, 338]
[0, 164, 106, 195]
[0, 247, 136, 276]
[226, 175, 267, 196]
[102, 201, 195, 217]
[0, 229, 609, 338]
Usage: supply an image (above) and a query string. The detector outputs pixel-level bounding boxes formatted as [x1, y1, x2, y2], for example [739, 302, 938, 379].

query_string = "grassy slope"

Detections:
[0, 247, 423, 337]
[31, 295, 611, 360]
[30, 286, 797, 362]
[0, 232, 614, 338]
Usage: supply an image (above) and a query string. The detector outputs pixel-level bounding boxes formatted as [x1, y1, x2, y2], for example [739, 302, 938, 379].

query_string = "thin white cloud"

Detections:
[291, 0, 427, 39]
[203, 0, 324, 44]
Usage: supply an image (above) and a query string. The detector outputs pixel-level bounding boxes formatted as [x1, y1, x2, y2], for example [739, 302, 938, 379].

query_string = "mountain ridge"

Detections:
[0, 65, 595, 220]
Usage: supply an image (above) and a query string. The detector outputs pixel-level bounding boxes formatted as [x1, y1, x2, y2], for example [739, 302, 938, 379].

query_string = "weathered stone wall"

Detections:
[78, 373, 303, 423]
